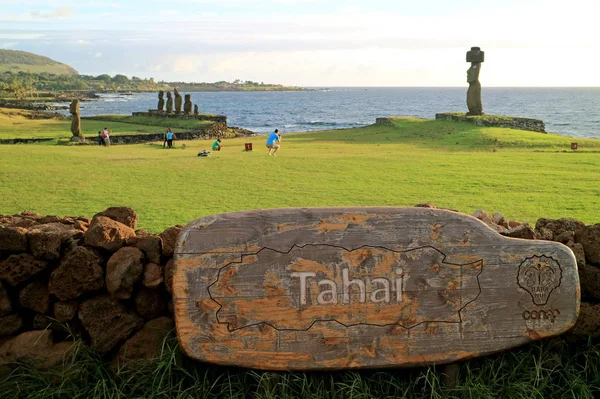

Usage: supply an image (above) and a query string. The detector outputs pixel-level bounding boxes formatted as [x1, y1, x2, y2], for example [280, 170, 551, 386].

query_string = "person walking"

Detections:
[97, 131, 103, 146]
[266, 129, 281, 156]
[163, 128, 169, 148]
[102, 127, 111, 147]
[166, 128, 174, 148]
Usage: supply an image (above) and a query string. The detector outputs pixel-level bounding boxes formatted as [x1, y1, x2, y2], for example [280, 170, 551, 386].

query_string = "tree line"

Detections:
[0, 72, 303, 99]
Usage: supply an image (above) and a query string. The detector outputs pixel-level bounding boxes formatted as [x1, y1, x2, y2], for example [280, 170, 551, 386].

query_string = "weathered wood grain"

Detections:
[173, 208, 580, 370]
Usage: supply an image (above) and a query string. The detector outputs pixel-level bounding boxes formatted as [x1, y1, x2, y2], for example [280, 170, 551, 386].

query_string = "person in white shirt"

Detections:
[102, 128, 111, 147]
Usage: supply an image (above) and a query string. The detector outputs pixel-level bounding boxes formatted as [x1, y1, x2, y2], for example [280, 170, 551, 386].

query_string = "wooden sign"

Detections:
[173, 208, 580, 370]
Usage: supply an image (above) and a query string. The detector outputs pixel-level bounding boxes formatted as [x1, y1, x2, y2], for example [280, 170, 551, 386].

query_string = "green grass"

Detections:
[0, 108, 188, 139]
[83, 114, 215, 130]
[1, 334, 599, 398]
[1, 118, 600, 232]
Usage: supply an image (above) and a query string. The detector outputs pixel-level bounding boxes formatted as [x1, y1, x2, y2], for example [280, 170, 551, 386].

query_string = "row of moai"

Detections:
[157, 89, 198, 116]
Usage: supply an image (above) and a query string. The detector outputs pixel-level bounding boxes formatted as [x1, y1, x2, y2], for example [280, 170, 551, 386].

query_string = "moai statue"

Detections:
[184, 94, 192, 115]
[174, 88, 182, 114]
[166, 91, 173, 113]
[157, 91, 165, 112]
[69, 99, 84, 141]
[466, 46, 484, 116]
[194, 104, 199, 117]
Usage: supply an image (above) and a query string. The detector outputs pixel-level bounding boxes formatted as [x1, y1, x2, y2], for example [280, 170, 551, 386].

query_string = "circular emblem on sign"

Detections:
[517, 255, 562, 306]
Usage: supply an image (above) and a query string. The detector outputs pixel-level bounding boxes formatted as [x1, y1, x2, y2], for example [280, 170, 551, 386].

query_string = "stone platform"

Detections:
[435, 113, 545, 133]
[132, 111, 226, 123]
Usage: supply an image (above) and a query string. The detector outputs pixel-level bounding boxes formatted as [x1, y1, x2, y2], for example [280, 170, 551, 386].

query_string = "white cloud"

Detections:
[0, 42, 18, 49]
[77, 39, 90, 45]
[148, 64, 163, 72]
[30, 6, 75, 19]
[172, 56, 197, 73]
[340, 6, 362, 14]
[0, 33, 46, 40]
[94, 52, 102, 58]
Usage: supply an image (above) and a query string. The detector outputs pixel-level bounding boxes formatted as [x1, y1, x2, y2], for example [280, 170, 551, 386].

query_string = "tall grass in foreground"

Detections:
[1, 336, 599, 399]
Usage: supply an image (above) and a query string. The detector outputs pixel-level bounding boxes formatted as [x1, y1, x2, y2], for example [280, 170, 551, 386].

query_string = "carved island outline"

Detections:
[206, 244, 484, 332]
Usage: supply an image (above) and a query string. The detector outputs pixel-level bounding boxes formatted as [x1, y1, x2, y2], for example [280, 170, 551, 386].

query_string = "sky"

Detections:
[1, 0, 599, 86]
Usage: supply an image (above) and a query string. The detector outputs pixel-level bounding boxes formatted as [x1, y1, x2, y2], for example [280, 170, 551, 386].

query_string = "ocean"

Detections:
[64, 87, 600, 139]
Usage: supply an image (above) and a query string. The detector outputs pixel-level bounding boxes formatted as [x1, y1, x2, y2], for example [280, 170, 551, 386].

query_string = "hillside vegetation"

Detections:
[0, 49, 78, 76]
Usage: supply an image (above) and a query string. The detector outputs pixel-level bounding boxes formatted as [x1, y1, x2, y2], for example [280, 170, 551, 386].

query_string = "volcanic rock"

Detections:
[0, 226, 28, 253]
[106, 247, 144, 299]
[53, 301, 79, 322]
[84, 216, 136, 252]
[78, 295, 143, 353]
[579, 264, 600, 301]
[0, 253, 48, 286]
[129, 233, 162, 264]
[114, 317, 174, 367]
[567, 241, 586, 270]
[0, 283, 11, 316]
[135, 287, 166, 319]
[535, 218, 585, 242]
[164, 259, 175, 294]
[19, 280, 49, 313]
[0, 314, 22, 336]
[143, 263, 163, 289]
[159, 226, 182, 257]
[0, 330, 74, 371]
[49, 246, 104, 301]
[504, 224, 536, 240]
[575, 223, 600, 265]
[94, 207, 138, 230]
[565, 302, 600, 342]
[27, 223, 83, 260]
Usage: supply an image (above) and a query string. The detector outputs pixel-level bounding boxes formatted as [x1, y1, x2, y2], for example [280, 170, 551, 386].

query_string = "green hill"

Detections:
[0, 49, 78, 76]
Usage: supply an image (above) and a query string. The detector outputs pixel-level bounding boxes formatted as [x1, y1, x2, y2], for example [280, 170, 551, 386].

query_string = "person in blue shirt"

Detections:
[266, 129, 281, 156]
[166, 128, 175, 148]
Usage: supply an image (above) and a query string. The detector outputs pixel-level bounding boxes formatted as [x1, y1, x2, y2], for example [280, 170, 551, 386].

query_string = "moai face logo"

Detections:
[518, 255, 562, 306]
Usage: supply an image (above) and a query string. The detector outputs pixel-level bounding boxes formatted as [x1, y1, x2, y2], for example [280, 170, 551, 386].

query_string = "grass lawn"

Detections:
[1, 334, 599, 398]
[0, 108, 194, 140]
[1, 117, 599, 232]
[82, 114, 215, 130]
[1, 117, 600, 398]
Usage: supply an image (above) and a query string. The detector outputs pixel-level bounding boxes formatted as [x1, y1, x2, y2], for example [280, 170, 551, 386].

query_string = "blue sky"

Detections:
[1, 0, 599, 86]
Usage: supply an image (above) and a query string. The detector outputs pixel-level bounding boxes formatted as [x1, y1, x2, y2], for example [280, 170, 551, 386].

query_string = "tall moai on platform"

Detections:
[69, 99, 84, 141]
[184, 94, 192, 115]
[157, 91, 165, 112]
[194, 104, 199, 116]
[166, 91, 173, 113]
[174, 88, 182, 114]
[466, 46, 484, 116]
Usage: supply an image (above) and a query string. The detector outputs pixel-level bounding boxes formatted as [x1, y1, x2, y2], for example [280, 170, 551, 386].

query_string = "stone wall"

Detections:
[0, 127, 254, 146]
[1, 206, 599, 371]
[435, 113, 546, 133]
[375, 117, 397, 127]
[0, 207, 179, 371]
[132, 111, 227, 123]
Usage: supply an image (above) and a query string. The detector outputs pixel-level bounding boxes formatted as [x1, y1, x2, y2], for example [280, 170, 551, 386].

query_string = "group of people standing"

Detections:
[95, 126, 283, 154]
[163, 128, 175, 148]
[97, 128, 111, 147]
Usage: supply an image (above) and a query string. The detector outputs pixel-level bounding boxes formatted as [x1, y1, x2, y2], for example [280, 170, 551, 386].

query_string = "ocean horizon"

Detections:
[64, 87, 600, 139]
